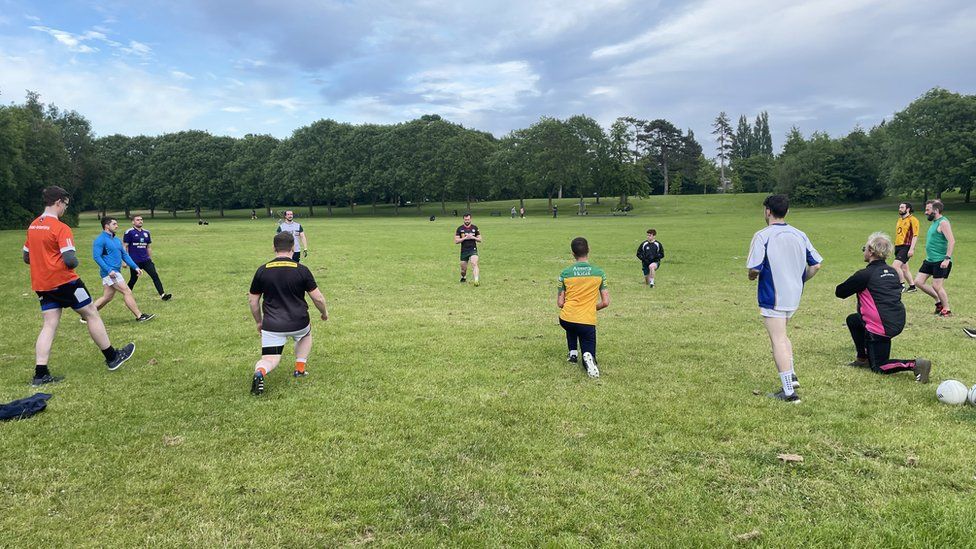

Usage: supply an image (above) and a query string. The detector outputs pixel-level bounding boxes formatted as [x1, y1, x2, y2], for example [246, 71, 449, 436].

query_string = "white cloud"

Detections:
[170, 70, 194, 80]
[262, 97, 304, 111]
[121, 40, 152, 57]
[406, 61, 540, 114]
[221, 106, 249, 112]
[29, 26, 100, 53]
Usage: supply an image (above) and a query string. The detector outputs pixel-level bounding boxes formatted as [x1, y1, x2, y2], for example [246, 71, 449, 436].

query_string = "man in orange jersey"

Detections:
[557, 237, 610, 379]
[22, 186, 135, 386]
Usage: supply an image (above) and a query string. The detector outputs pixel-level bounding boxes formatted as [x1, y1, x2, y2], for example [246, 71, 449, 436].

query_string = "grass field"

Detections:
[1, 193, 975, 546]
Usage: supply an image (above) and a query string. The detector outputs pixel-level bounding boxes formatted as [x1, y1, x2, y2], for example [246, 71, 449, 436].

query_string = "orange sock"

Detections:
[295, 360, 306, 374]
[256, 366, 267, 377]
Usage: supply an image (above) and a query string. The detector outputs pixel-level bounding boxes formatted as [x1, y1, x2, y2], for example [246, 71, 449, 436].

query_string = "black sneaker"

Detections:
[293, 370, 308, 378]
[161, 293, 172, 301]
[31, 374, 64, 387]
[459, 277, 466, 283]
[767, 389, 801, 403]
[791, 374, 800, 388]
[107, 342, 135, 371]
[964, 327, 976, 339]
[934, 302, 944, 315]
[905, 285, 917, 293]
[251, 373, 265, 395]
[914, 358, 932, 384]
[136, 313, 156, 322]
[567, 352, 578, 363]
[848, 358, 870, 368]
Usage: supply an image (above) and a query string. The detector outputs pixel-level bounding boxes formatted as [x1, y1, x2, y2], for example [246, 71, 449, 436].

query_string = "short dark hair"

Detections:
[463, 213, 472, 219]
[925, 199, 944, 213]
[571, 237, 589, 258]
[42, 186, 70, 207]
[274, 231, 295, 252]
[900, 202, 913, 213]
[100, 216, 116, 229]
[646, 229, 656, 236]
[763, 194, 789, 218]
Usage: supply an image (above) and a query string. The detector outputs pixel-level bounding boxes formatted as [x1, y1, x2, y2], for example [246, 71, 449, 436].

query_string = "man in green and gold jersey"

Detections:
[557, 237, 610, 378]
[914, 199, 956, 317]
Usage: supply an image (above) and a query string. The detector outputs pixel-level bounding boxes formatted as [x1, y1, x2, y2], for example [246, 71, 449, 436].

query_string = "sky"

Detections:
[1, 0, 974, 152]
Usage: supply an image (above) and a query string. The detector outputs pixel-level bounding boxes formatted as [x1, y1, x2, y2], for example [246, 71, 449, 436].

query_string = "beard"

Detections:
[927, 213, 936, 221]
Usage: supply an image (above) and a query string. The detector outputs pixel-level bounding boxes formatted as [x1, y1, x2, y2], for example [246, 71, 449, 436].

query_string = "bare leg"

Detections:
[35, 308, 63, 365]
[647, 263, 657, 284]
[892, 260, 906, 285]
[76, 304, 112, 350]
[295, 333, 313, 361]
[460, 260, 468, 278]
[763, 317, 793, 374]
[255, 354, 283, 375]
[914, 273, 938, 301]
[94, 284, 115, 311]
[112, 281, 143, 318]
[932, 279, 949, 310]
[469, 255, 480, 281]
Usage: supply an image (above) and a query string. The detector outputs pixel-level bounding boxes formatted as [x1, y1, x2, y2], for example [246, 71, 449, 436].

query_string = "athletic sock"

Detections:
[568, 350, 578, 358]
[256, 367, 267, 377]
[35, 365, 50, 378]
[295, 359, 307, 374]
[779, 369, 796, 396]
[101, 346, 117, 362]
[649, 278, 654, 285]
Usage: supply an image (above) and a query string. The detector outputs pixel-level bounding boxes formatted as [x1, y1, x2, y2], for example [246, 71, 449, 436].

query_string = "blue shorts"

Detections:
[37, 279, 92, 312]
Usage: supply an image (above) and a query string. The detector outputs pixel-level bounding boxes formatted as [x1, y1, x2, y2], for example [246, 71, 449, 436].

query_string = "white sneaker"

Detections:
[582, 352, 600, 378]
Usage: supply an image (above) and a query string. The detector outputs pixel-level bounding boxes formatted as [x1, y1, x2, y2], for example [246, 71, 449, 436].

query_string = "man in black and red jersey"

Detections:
[835, 232, 932, 383]
[22, 186, 135, 386]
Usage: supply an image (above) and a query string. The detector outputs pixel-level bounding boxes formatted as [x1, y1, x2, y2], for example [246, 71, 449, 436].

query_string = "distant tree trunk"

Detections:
[195, 205, 201, 219]
[149, 206, 155, 219]
[100, 207, 106, 219]
[372, 195, 377, 214]
[662, 160, 670, 195]
[466, 194, 471, 212]
[350, 201, 355, 215]
[307, 201, 314, 217]
[394, 195, 399, 216]
[619, 193, 627, 206]
[219, 204, 225, 217]
[171, 209, 177, 218]
[548, 189, 554, 210]
[966, 188, 971, 203]
[578, 194, 584, 215]
[595, 192, 600, 204]
[519, 196, 525, 209]
[558, 185, 563, 199]
[327, 200, 333, 217]
[124, 206, 131, 219]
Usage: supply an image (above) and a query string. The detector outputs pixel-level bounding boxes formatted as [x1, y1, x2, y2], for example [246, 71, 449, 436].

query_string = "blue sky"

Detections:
[1, 0, 974, 153]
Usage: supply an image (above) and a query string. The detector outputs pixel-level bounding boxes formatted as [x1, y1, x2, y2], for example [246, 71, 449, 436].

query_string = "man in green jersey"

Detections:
[914, 200, 956, 317]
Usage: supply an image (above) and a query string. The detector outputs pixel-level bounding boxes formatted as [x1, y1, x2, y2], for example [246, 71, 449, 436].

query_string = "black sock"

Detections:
[101, 346, 117, 362]
[35, 365, 50, 378]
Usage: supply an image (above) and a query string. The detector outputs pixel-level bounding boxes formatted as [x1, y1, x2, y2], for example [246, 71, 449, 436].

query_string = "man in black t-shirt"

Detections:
[248, 232, 329, 395]
[454, 213, 482, 285]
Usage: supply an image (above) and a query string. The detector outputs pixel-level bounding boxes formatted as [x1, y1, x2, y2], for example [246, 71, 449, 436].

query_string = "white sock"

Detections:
[569, 350, 578, 357]
[779, 369, 795, 396]
[649, 278, 654, 284]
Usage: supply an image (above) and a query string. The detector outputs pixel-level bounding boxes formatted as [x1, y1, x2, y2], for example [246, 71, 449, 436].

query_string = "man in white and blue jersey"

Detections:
[746, 195, 822, 403]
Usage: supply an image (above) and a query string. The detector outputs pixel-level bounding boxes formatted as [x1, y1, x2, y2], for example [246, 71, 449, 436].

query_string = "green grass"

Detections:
[1, 193, 975, 546]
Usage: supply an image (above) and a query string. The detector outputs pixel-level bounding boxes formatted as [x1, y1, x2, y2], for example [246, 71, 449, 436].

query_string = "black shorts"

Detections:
[460, 248, 478, 261]
[893, 245, 911, 263]
[918, 260, 952, 279]
[36, 279, 92, 312]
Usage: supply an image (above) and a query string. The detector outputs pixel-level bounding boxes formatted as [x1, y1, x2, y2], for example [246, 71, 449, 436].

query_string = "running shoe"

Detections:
[567, 352, 578, 364]
[767, 389, 801, 403]
[582, 352, 599, 378]
[293, 370, 308, 378]
[161, 293, 173, 301]
[847, 358, 870, 368]
[31, 374, 64, 387]
[459, 277, 466, 283]
[106, 342, 135, 371]
[964, 327, 976, 339]
[136, 313, 156, 322]
[914, 358, 932, 384]
[934, 302, 944, 315]
[251, 373, 265, 395]
[939, 309, 953, 318]
[904, 285, 917, 293]
[791, 373, 800, 388]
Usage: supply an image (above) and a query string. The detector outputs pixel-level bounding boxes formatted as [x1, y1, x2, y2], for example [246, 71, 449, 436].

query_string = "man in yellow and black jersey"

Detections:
[893, 202, 920, 292]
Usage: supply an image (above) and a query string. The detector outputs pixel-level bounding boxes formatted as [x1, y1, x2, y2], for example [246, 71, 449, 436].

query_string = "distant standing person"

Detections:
[892, 202, 919, 292]
[557, 237, 610, 379]
[552, 204, 558, 218]
[123, 216, 172, 301]
[519, 206, 525, 219]
[249, 232, 329, 395]
[276, 210, 308, 262]
[454, 213, 481, 285]
[746, 195, 822, 403]
[92, 217, 155, 322]
[914, 199, 955, 317]
[636, 229, 665, 287]
[836, 232, 931, 383]
[22, 186, 135, 385]
[511, 206, 517, 218]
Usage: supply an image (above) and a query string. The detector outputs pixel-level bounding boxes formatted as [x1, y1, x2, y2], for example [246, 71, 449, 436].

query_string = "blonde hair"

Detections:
[866, 232, 893, 260]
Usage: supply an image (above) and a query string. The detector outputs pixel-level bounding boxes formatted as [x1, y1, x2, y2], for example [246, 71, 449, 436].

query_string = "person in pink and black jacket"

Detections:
[835, 232, 932, 383]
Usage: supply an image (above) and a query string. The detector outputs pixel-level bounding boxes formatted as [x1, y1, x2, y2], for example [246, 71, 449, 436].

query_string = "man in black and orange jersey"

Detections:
[248, 232, 329, 395]
[892, 202, 920, 292]
[557, 237, 610, 379]
[22, 186, 135, 386]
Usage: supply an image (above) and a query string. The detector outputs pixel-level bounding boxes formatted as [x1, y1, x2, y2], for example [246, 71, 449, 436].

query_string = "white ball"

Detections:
[937, 380, 968, 405]
[969, 385, 976, 406]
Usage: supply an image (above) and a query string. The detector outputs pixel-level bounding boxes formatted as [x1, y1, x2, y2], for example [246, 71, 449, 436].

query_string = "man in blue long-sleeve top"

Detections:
[92, 217, 155, 322]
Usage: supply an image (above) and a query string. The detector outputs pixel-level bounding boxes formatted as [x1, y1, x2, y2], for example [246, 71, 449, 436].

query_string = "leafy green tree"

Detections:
[711, 112, 733, 191]
[227, 134, 279, 216]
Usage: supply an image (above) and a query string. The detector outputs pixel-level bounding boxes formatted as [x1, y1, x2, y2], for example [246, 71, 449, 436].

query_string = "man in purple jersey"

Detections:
[123, 216, 172, 301]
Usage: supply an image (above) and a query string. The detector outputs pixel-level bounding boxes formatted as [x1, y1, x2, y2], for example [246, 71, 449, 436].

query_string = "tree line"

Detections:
[1, 87, 973, 228]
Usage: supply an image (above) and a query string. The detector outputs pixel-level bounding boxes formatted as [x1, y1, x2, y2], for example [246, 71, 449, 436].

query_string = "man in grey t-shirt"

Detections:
[276, 210, 309, 262]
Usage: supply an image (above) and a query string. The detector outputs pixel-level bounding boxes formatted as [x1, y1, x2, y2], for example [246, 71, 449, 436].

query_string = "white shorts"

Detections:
[102, 272, 126, 287]
[760, 307, 795, 319]
[261, 325, 311, 349]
